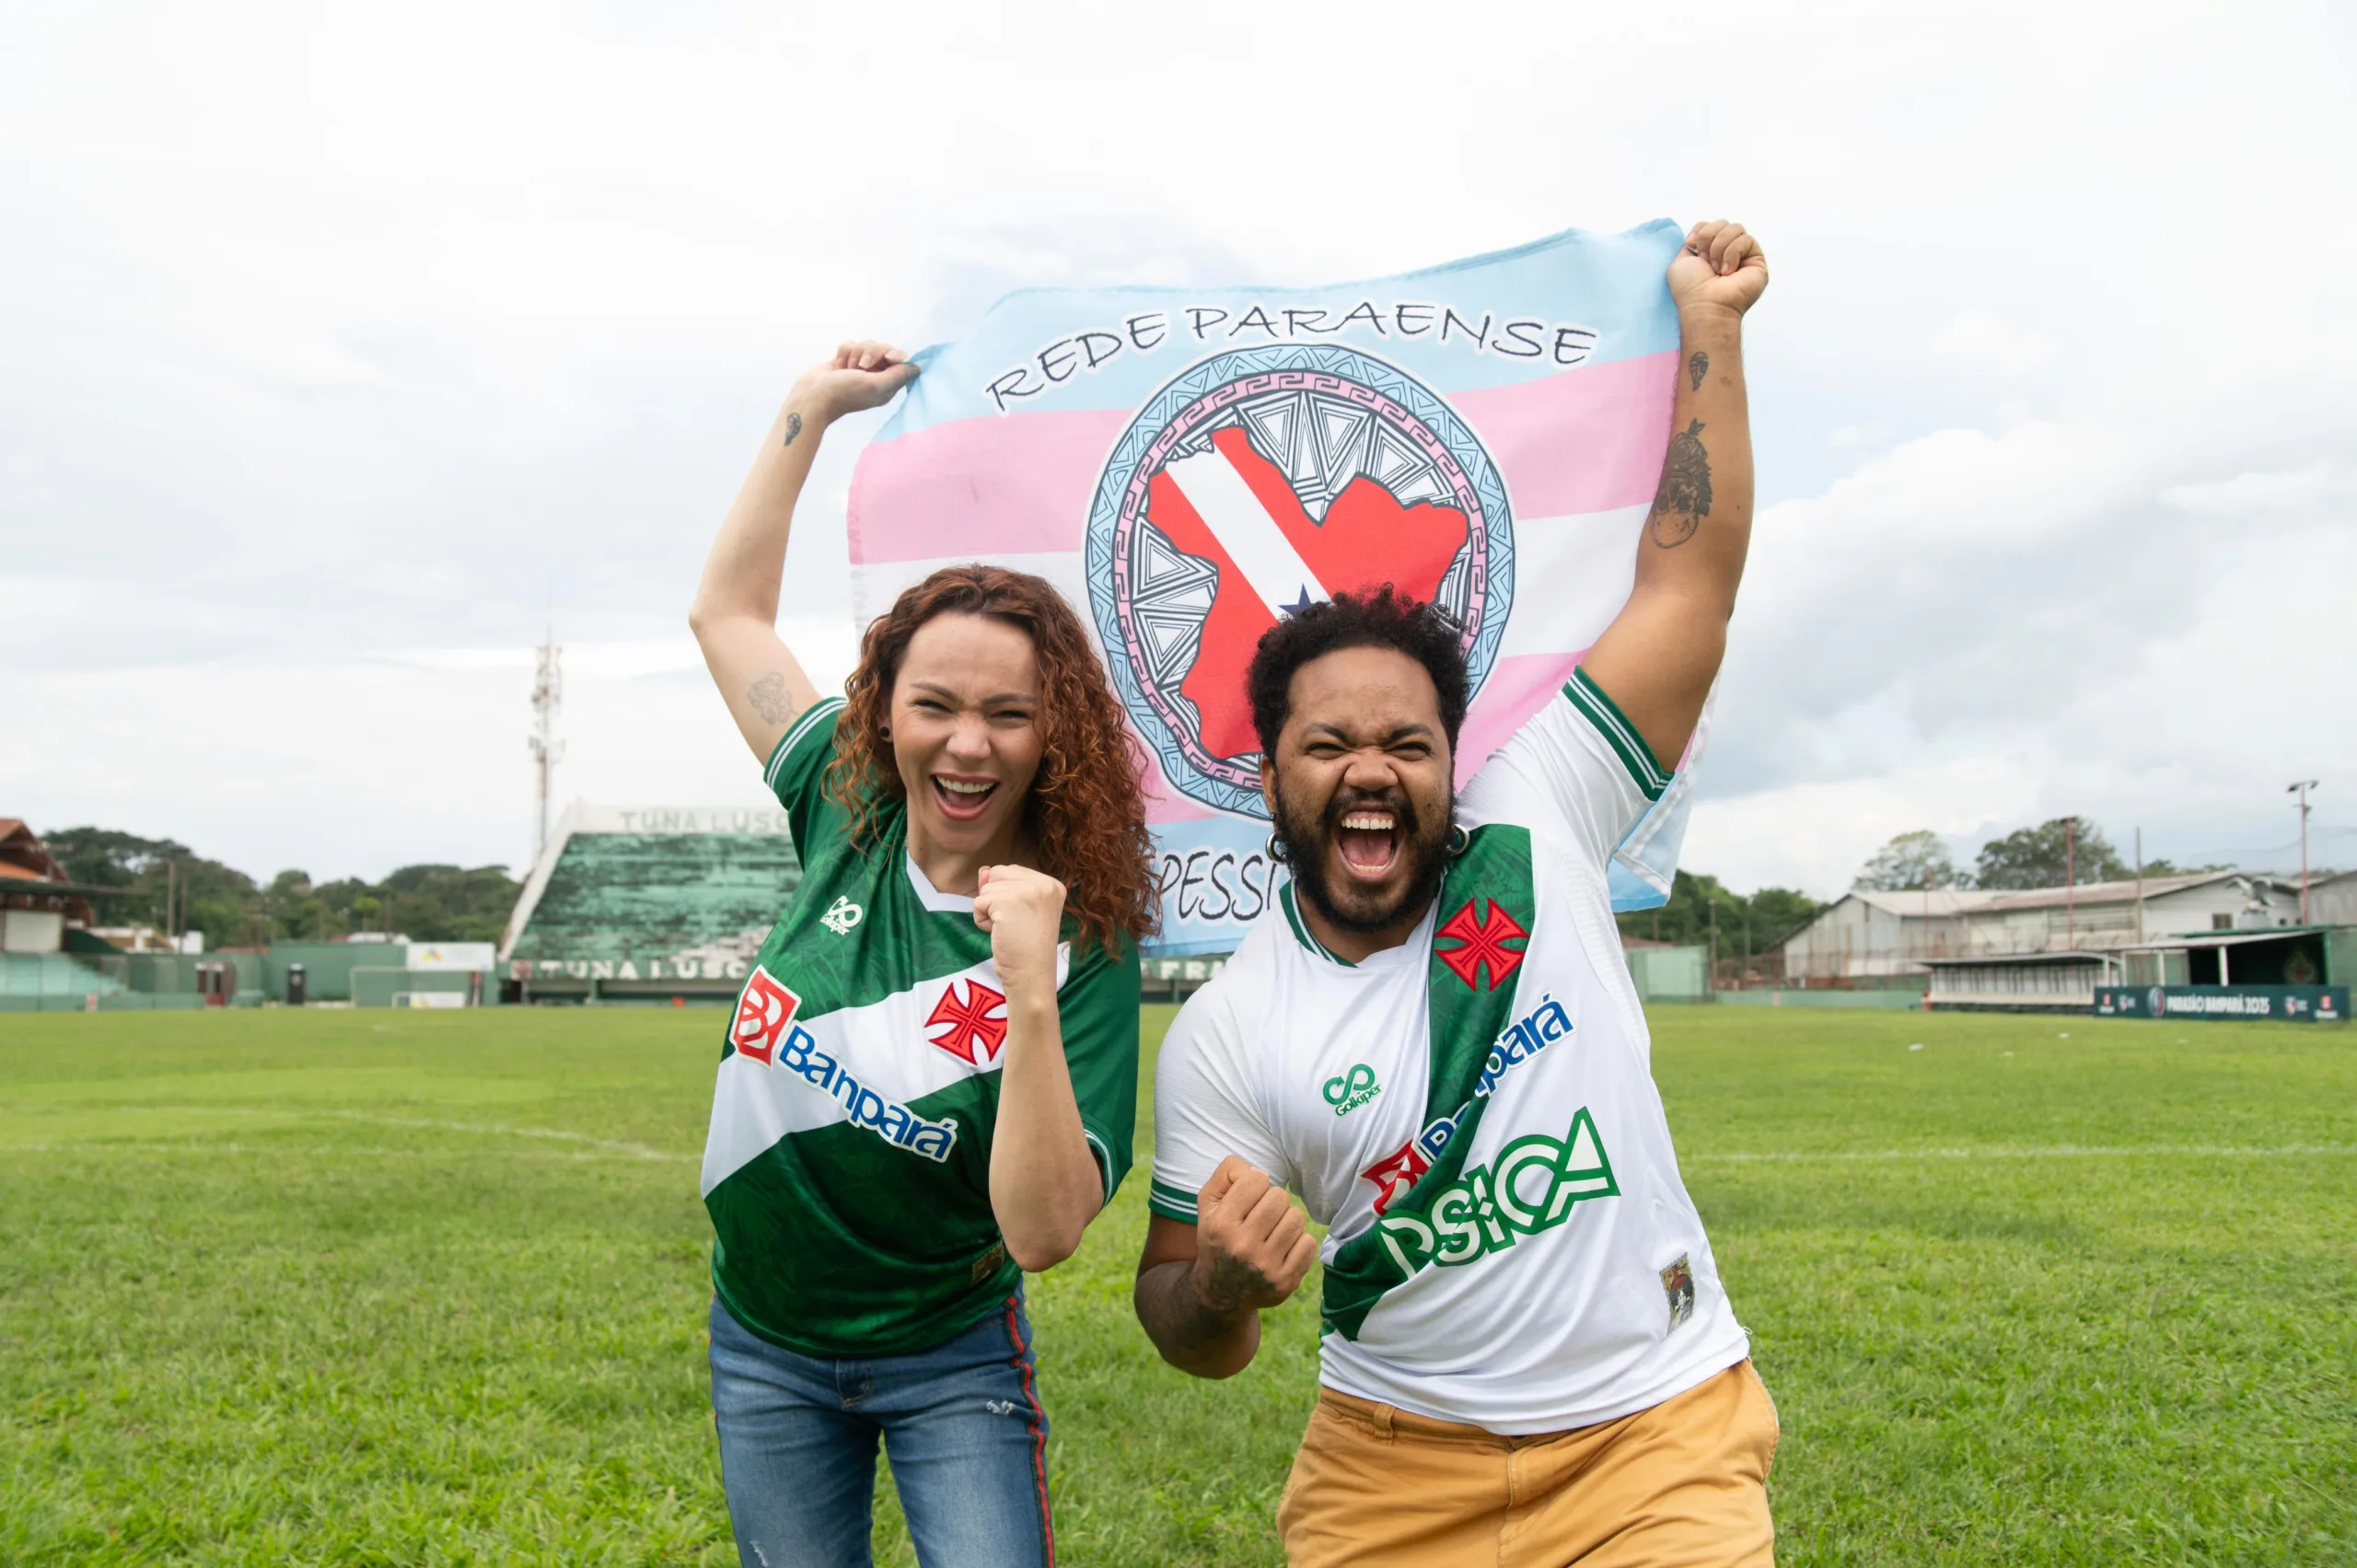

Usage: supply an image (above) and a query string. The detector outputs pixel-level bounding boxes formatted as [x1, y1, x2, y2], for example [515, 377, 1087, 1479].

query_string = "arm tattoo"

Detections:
[781, 411, 803, 449]
[1194, 1251, 1273, 1315]
[747, 672, 795, 723]
[1137, 1260, 1253, 1356]
[1648, 419, 1713, 548]
[1688, 350, 1709, 391]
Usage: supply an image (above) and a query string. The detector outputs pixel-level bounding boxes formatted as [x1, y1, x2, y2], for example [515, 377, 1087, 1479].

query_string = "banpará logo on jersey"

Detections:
[926, 977, 1010, 1066]
[1322, 1063, 1381, 1117]
[1084, 344, 1515, 818]
[731, 965, 804, 1066]
[773, 1020, 958, 1162]
[1434, 897, 1528, 991]
[820, 897, 864, 935]
[1475, 993, 1571, 1098]
[1371, 1107, 1618, 1274]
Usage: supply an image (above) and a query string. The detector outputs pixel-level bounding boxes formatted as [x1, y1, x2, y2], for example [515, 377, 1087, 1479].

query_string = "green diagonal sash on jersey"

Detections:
[1320, 824, 1535, 1341]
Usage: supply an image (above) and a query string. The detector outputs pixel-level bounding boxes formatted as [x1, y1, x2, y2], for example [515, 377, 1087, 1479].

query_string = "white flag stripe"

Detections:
[1493, 504, 1647, 661]
[853, 550, 1095, 645]
[1162, 450, 1329, 618]
[852, 504, 1649, 669]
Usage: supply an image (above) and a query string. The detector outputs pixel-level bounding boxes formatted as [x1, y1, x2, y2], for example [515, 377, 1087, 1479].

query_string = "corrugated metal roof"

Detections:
[1843, 871, 2271, 917]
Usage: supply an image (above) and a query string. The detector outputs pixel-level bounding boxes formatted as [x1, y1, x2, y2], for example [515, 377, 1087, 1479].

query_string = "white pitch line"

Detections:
[0, 1107, 697, 1164]
[1162, 449, 1328, 617]
[1693, 1144, 2357, 1163]
[0, 1141, 682, 1162]
[323, 1113, 694, 1162]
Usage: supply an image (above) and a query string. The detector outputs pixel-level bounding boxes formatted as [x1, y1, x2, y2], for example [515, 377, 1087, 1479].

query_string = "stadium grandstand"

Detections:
[499, 804, 803, 1004]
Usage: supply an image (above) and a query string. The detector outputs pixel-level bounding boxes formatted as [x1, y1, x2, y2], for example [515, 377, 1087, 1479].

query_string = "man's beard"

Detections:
[1273, 781, 1455, 935]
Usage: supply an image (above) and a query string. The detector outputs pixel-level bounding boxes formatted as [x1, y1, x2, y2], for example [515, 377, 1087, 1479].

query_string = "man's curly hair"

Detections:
[825, 564, 1158, 954]
[1247, 585, 1470, 761]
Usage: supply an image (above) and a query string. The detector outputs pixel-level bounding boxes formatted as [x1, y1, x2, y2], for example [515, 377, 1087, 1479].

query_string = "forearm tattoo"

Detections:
[1138, 1260, 1253, 1355]
[747, 672, 795, 723]
[1648, 419, 1713, 548]
[781, 411, 804, 449]
[1194, 1251, 1273, 1315]
[1688, 350, 1709, 390]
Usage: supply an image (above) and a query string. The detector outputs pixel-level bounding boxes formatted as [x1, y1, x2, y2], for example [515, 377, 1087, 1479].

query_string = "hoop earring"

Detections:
[878, 726, 892, 741]
[1264, 831, 1289, 865]
[1446, 823, 1470, 858]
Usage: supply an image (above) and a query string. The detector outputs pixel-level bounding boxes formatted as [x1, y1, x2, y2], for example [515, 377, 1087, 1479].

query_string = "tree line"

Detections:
[43, 828, 521, 951]
[1854, 819, 2224, 893]
[1614, 872, 1824, 958]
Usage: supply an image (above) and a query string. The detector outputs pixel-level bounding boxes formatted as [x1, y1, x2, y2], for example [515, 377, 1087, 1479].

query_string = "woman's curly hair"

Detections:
[824, 564, 1159, 954]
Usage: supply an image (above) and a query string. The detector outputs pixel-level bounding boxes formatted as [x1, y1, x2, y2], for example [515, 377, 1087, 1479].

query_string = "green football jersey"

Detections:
[702, 697, 1141, 1356]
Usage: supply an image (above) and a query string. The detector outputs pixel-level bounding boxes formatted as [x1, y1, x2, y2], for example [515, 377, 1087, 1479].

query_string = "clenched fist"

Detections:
[1666, 220, 1769, 319]
[973, 864, 1066, 996]
[789, 340, 920, 427]
[1192, 1155, 1318, 1314]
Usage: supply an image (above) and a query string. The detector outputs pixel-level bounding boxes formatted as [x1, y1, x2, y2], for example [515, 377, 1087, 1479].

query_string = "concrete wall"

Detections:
[1626, 946, 1710, 1002]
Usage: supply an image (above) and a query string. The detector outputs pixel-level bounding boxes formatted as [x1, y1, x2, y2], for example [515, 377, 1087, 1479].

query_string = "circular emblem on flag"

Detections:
[1084, 344, 1514, 818]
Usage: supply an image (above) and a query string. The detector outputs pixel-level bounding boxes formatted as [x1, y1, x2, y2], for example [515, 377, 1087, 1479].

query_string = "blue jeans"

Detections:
[708, 1295, 1054, 1568]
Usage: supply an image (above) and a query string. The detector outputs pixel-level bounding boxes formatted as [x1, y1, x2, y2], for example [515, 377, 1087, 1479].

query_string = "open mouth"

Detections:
[1334, 810, 1401, 882]
[930, 774, 999, 822]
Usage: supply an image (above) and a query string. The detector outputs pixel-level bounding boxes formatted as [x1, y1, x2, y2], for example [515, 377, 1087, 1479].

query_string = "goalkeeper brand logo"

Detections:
[1372, 1107, 1618, 1275]
[1322, 1063, 1382, 1117]
[731, 966, 803, 1066]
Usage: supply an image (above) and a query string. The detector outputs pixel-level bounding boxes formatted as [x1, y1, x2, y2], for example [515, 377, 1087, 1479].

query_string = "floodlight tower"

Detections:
[2288, 779, 2318, 923]
[529, 630, 564, 861]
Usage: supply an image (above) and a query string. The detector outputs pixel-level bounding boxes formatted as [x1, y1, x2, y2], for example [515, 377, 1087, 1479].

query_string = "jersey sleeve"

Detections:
[760, 696, 849, 857]
[1055, 933, 1143, 1206]
[1458, 666, 1669, 872]
[1147, 988, 1289, 1226]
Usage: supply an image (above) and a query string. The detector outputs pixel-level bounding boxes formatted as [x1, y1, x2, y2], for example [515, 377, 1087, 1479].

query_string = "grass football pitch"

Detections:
[1, 1005, 2351, 1566]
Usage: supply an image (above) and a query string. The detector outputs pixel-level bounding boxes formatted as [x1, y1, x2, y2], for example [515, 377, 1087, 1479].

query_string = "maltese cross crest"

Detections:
[925, 978, 1010, 1066]
[1434, 898, 1528, 991]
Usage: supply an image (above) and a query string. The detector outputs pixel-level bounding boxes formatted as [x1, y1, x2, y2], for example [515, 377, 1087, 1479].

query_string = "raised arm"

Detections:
[690, 341, 918, 762]
[1579, 221, 1771, 768]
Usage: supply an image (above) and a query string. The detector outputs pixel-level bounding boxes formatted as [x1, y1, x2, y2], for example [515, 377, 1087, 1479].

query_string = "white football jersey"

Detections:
[1150, 668, 1749, 1434]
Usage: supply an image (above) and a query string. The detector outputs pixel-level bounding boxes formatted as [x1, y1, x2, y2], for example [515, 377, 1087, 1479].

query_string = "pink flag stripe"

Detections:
[849, 354, 1678, 567]
[1445, 352, 1677, 522]
[851, 409, 1130, 565]
[1454, 649, 1593, 789]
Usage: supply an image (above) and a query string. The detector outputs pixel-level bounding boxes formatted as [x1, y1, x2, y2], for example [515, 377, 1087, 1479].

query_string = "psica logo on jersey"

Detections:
[1475, 993, 1571, 1099]
[820, 897, 864, 935]
[1322, 1063, 1381, 1117]
[1372, 1107, 1618, 1275]
[731, 965, 803, 1066]
[926, 978, 1010, 1066]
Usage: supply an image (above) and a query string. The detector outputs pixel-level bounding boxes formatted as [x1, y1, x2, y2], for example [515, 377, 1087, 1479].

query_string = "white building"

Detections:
[1780, 872, 2305, 1006]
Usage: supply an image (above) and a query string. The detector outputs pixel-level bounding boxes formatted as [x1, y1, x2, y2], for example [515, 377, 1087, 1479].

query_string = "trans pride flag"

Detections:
[850, 221, 1712, 955]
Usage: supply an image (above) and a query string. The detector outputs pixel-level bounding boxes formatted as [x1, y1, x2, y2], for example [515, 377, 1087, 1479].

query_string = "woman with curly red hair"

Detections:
[688, 340, 1156, 1568]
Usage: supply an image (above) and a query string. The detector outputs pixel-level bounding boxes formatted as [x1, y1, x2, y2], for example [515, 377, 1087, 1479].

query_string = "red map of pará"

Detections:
[1144, 427, 1469, 761]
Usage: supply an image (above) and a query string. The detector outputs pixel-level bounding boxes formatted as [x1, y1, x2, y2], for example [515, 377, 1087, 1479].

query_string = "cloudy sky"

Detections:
[6, 0, 2352, 898]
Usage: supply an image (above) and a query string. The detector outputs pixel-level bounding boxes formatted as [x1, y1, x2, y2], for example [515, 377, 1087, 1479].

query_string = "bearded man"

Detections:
[1132, 220, 1776, 1567]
